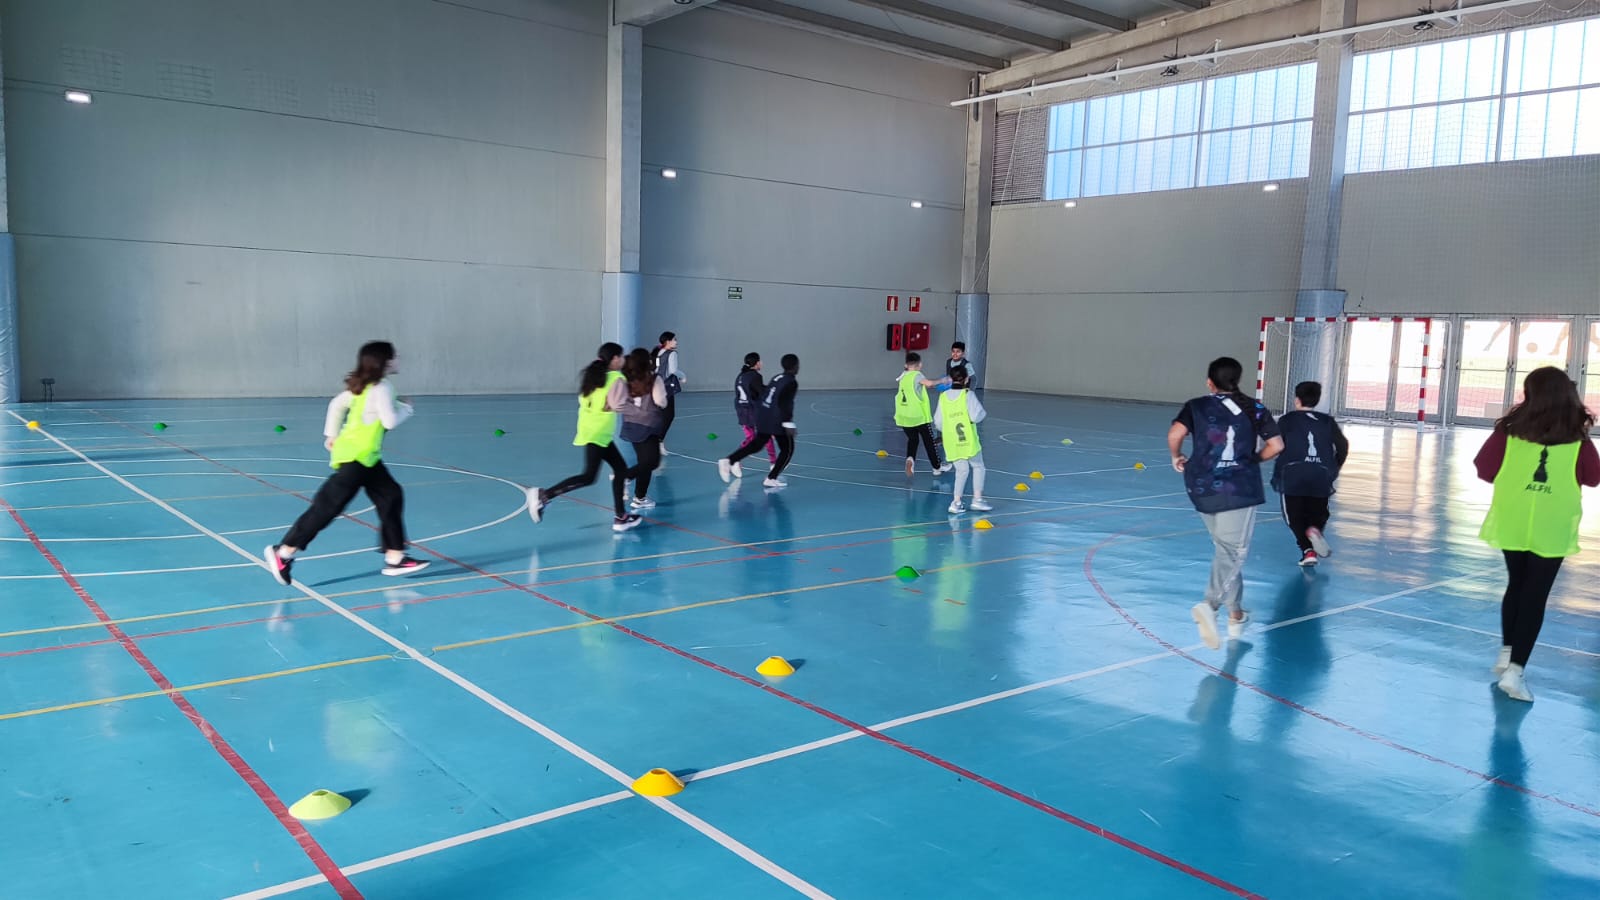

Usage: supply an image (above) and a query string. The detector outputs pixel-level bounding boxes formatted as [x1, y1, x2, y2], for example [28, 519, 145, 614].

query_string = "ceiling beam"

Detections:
[613, 0, 717, 26]
[1147, 0, 1211, 10]
[1011, 0, 1134, 34]
[843, 0, 1066, 53]
[984, 0, 1304, 91]
[718, 0, 1008, 70]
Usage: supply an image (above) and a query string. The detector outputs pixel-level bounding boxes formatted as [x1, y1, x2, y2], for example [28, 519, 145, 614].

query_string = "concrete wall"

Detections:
[1338, 156, 1600, 316]
[987, 181, 1309, 403]
[637, 10, 969, 390]
[4, 0, 605, 399]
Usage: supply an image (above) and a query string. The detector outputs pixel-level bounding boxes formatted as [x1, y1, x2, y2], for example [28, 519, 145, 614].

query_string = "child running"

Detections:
[611, 348, 668, 511]
[264, 341, 429, 584]
[527, 343, 641, 533]
[652, 331, 684, 454]
[1168, 356, 1283, 649]
[720, 354, 799, 488]
[895, 352, 952, 477]
[1272, 381, 1349, 567]
[1474, 366, 1599, 702]
[734, 352, 777, 467]
[933, 367, 991, 515]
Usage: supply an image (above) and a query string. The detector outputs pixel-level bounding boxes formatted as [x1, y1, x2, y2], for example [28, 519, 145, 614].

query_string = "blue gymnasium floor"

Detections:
[1, 391, 1597, 900]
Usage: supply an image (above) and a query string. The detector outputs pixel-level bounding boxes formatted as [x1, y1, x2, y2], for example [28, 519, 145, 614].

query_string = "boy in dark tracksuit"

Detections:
[1272, 381, 1349, 567]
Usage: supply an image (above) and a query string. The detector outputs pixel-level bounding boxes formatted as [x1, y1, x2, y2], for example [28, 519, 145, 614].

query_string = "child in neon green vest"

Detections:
[933, 368, 990, 515]
[527, 343, 641, 533]
[1474, 366, 1600, 702]
[264, 341, 429, 585]
[894, 352, 952, 477]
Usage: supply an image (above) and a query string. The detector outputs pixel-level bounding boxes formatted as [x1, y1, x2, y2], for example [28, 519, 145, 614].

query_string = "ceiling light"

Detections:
[1262, 183, 1280, 192]
[910, 200, 923, 209]
[64, 90, 92, 104]
[1063, 201, 1078, 208]
[661, 168, 678, 179]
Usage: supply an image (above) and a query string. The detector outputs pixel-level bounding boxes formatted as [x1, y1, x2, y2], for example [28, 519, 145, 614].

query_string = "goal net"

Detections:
[1257, 317, 1438, 423]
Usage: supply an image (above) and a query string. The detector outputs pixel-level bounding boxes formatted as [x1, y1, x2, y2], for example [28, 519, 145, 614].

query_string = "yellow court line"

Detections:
[0, 655, 391, 721]
[1, 503, 1087, 640]
[1, 529, 1199, 722]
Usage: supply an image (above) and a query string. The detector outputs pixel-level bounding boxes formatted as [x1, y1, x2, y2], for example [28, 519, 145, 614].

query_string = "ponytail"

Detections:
[581, 342, 624, 395]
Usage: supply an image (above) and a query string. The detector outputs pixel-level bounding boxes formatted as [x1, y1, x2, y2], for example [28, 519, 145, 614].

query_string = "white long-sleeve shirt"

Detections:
[932, 390, 986, 432]
[606, 374, 668, 412]
[657, 348, 686, 383]
[324, 380, 412, 440]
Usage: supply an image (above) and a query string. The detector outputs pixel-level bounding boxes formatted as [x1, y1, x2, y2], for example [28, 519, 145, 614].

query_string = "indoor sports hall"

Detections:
[1, 1, 1596, 898]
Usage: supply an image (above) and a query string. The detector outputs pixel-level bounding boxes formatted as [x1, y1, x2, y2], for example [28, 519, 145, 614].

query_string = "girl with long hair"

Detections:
[611, 347, 668, 510]
[1475, 366, 1600, 701]
[528, 343, 641, 532]
[264, 341, 429, 584]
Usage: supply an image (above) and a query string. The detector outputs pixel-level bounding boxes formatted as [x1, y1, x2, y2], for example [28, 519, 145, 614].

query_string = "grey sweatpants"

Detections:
[1199, 506, 1257, 614]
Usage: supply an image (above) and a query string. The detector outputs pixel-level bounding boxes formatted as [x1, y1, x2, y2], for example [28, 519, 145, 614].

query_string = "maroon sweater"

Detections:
[1473, 426, 1600, 486]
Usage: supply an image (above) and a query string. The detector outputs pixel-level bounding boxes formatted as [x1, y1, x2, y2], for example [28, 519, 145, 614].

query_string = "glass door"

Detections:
[1584, 320, 1600, 430]
[1394, 319, 1449, 422]
[1454, 319, 1514, 425]
[1341, 320, 1397, 418]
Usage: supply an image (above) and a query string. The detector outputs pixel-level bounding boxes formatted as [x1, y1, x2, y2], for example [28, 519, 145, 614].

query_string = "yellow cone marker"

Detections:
[631, 768, 685, 797]
[1014, 482, 1030, 492]
[756, 656, 796, 677]
[1029, 471, 1044, 480]
[1134, 462, 1146, 470]
[876, 450, 889, 458]
[26, 421, 40, 430]
[288, 789, 351, 821]
[974, 519, 994, 530]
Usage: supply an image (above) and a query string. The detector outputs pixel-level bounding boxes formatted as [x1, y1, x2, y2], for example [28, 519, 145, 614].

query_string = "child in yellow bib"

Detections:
[264, 341, 430, 585]
[528, 343, 641, 533]
[895, 352, 952, 477]
[1473, 366, 1600, 702]
[933, 368, 990, 515]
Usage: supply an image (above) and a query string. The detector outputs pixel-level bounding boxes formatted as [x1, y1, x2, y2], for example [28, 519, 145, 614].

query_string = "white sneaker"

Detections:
[1227, 610, 1250, 639]
[1492, 646, 1512, 677]
[612, 514, 643, 533]
[731, 462, 744, 479]
[1191, 602, 1221, 650]
[938, 463, 955, 474]
[630, 496, 656, 510]
[1497, 663, 1533, 702]
[948, 501, 966, 515]
[717, 459, 732, 484]
[1307, 527, 1332, 557]
[526, 487, 546, 523]
[763, 477, 787, 488]
[905, 457, 916, 476]
[968, 498, 992, 511]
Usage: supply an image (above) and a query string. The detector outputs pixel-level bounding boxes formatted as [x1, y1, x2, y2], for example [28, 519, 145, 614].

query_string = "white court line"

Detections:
[8, 411, 832, 900]
[1362, 605, 1600, 658]
[225, 565, 1493, 900]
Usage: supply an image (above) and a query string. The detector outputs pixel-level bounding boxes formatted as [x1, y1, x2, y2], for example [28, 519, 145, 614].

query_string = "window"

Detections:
[1347, 16, 1600, 172]
[1045, 62, 1316, 200]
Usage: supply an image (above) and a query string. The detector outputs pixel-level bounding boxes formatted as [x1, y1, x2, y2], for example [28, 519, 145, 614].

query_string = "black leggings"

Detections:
[1281, 494, 1331, 552]
[727, 429, 796, 479]
[1501, 550, 1564, 667]
[660, 392, 676, 442]
[903, 423, 942, 468]
[283, 460, 406, 552]
[627, 437, 662, 499]
[545, 443, 628, 517]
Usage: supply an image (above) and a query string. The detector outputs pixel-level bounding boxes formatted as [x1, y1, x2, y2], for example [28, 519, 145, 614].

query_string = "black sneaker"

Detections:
[263, 545, 293, 586]
[612, 514, 643, 533]
[381, 556, 431, 576]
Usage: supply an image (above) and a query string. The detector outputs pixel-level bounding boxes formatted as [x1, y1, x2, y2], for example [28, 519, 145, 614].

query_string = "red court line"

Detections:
[0, 497, 364, 900]
[1081, 531, 1600, 820]
[126, 420, 1259, 896]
